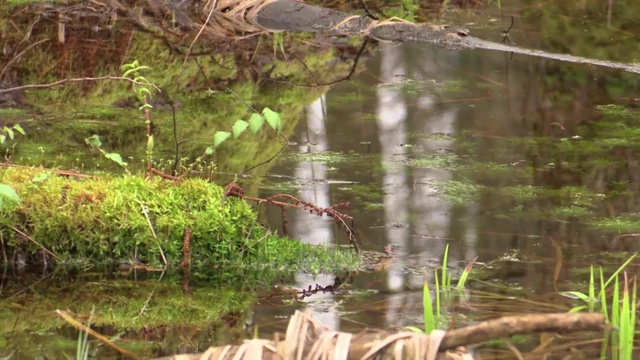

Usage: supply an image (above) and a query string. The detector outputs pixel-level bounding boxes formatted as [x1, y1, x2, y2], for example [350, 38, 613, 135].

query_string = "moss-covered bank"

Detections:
[0, 167, 359, 270]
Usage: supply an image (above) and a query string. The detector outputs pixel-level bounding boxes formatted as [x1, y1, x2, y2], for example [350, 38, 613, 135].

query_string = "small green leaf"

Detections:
[32, 172, 53, 183]
[138, 88, 152, 98]
[147, 135, 154, 153]
[12, 124, 26, 135]
[105, 153, 128, 167]
[85, 135, 102, 148]
[214, 131, 231, 148]
[248, 113, 265, 134]
[262, 107, 282, 131]
[0, 134, 5, 144]
[205, 147, 215, 155]
[5, 128, 14, 140]
[122, 68, 137, 78]
[0, 184, 20, 203]
[232, 120, 249, 138]
[404, 326, 424, 334]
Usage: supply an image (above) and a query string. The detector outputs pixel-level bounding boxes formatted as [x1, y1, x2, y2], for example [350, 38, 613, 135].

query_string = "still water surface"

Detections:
[252, 37, 640, 338]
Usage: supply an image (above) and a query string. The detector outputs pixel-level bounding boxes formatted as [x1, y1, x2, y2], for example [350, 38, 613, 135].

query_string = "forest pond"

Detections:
[2, 0, 640, 358]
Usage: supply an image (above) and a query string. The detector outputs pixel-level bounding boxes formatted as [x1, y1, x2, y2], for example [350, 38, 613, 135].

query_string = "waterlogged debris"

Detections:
[406, 153, 460, 170]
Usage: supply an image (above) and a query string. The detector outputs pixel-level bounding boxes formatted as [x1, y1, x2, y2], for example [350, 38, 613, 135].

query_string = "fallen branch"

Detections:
[154, 310, 606, 360]
[225, 184, 360, 252]
[254, 0, 640, 75]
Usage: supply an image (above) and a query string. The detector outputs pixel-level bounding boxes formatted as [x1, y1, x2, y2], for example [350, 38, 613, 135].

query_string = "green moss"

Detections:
[0, 167, 360, 271]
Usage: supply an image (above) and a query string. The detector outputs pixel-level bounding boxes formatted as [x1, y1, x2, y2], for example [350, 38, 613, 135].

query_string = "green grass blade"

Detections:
[589, 265, 596, 312]
[441, 244, 449, 291]
[600, 267, 609, 322]
[603, 254, 636, 290]
[422, 271, 435, 333]
[456, 257, 476, 291]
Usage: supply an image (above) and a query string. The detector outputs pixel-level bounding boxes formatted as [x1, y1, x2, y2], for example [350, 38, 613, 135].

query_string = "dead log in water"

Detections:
[252, 0, 640, 75]
[156, 310, 606, 360]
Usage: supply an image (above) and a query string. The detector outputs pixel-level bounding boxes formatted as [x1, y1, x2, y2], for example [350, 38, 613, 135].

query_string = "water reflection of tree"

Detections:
[0, 1, 365, 179]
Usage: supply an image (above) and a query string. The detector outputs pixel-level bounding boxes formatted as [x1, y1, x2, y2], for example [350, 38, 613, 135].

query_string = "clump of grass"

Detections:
[406, 244, 474, 334]
[561, 255, 637, 360]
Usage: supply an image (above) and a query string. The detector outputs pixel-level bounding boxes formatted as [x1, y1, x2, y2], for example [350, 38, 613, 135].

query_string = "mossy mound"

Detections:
[0, 167, 359, 271]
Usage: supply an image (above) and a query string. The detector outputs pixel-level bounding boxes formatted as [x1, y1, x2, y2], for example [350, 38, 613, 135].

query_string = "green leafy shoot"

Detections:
[84, 135, 127, 168]
[204, 108, 282, 155]
[1, 124, 26, 144]
[85, 135, 102, 148]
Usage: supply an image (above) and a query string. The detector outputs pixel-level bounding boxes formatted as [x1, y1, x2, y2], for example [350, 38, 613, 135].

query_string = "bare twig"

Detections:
[183, 0, 219, 67]
[226, 186, 360, 252]
[56, 310, 141, 360]
[0, 76, 161, 95]
[8, 225, 60, 261]
[269, 38, 370, 88]
[138, 202, 167, 267]
[139, 270, 166, 315]
[0, 38, 49, 80]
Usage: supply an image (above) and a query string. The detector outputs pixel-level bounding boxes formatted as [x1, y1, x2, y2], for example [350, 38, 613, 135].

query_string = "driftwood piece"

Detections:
[156, 310, 606, 360]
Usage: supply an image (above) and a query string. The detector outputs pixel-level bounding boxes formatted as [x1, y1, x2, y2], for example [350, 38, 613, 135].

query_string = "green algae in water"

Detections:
[589, 215, 640, 233]
[407, 153, 460, 170]
[428, 179, 483, 205]
[595, 104, 636, 119]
